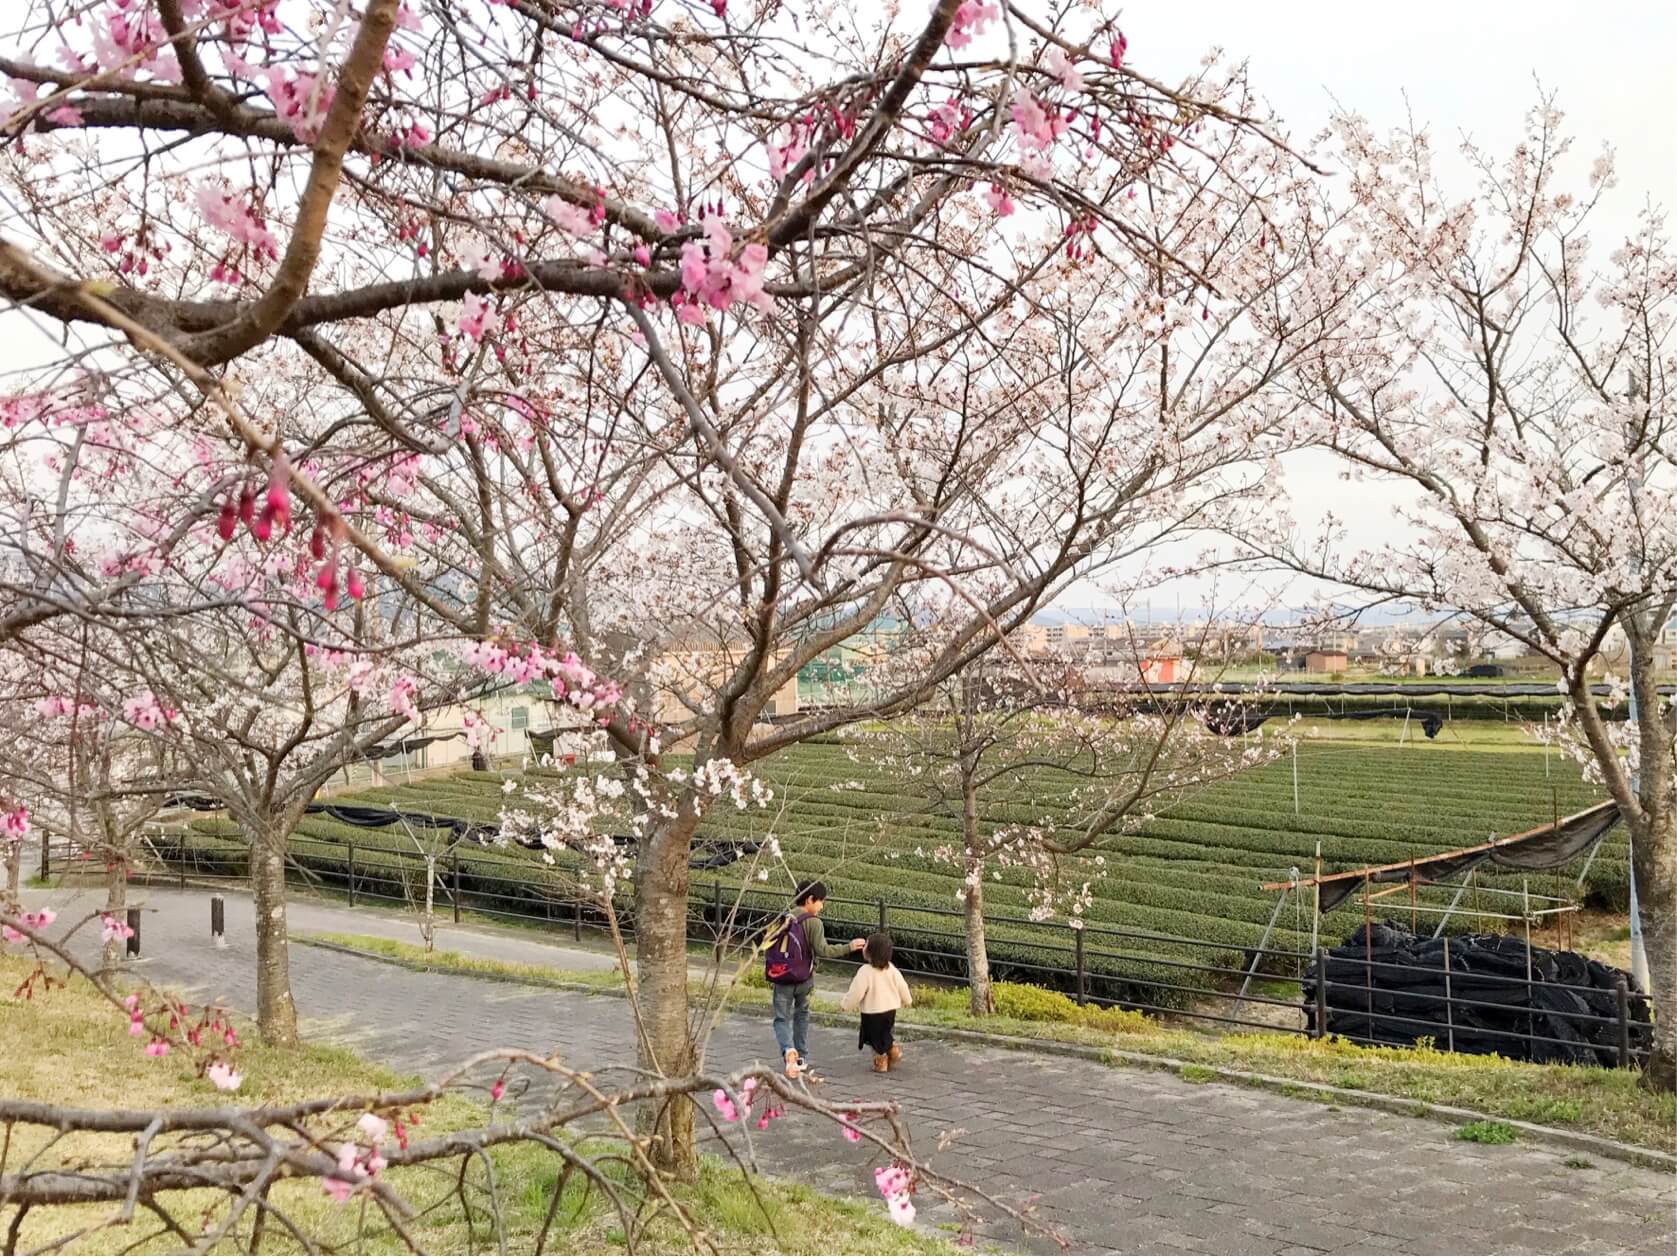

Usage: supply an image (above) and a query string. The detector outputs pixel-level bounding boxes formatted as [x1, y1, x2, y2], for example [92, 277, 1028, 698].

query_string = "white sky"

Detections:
[1067, 0, 1677, 621]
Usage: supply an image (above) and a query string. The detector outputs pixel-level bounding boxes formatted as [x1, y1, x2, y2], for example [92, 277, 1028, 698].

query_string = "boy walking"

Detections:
[763, 881, 864, 1078]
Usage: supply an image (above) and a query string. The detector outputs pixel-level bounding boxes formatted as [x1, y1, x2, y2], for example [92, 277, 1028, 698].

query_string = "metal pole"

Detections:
[211, 894, 226, 948]
[452, 854, 461, 924]
[38, 830, 48, 882]
[1443, 935, 1454, 1053]
[347, 843, 356, 907]
[1431, 872, 1473, 939]
[1310, 842, 1321, 956]
[1234, 885, 1289, 1016]
[125, 907, 141, 958]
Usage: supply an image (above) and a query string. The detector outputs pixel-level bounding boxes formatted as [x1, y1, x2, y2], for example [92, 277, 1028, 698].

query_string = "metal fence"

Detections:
[55, 831, 1652, 1069]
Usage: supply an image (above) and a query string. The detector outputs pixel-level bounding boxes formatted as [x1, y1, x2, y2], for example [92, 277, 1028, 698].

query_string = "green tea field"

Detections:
[166, 731, 1617, 1006]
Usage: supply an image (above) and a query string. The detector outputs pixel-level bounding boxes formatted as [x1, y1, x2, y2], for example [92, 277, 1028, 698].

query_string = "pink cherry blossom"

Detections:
[2, 805, 28, 840]
[1011, 91, 1067, 152]
[195, 182, 279, 259]
[100, 913, 135, 944]
[389, 676, 420, 721]
[206, 1061, 242, 1092]
[542, 195, 594, 237]
[887, 1193, 916, 1226]
[456, 292, 501, 342]
[1042, 46, 1084, 93]
[144, 1038, 169, 1057]
[711, 1088, 738, 1122]
[946, 0, 999, 49]
[357, 1113, 389, 1142]
[983, 184, 1015, 216]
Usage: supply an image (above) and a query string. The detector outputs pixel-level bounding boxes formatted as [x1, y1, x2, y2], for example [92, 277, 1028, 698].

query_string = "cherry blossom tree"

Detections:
[0, 0, 1359, 1171]
[1262, 101, 1677, 1089]
[847, 649, 1279, 1015]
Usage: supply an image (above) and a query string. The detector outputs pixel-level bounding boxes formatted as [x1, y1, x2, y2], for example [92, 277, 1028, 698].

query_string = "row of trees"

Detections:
[0, 5, 1670, 1206]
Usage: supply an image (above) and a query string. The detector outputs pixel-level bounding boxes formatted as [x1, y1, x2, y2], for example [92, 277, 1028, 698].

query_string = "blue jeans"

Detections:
[771, 978, 814, 1060]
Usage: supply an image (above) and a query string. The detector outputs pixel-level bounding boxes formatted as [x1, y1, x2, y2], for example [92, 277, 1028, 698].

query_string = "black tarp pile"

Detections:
[1201, 703, 1443, 738]
[1304, 922, 1651, 1066]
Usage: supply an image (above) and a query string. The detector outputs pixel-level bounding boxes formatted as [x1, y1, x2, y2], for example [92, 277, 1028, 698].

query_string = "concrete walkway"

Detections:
[24, 883, 1677, 1255]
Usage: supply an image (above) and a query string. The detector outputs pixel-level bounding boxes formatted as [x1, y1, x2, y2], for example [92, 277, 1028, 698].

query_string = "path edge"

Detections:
[295, 936, 1676, 1173]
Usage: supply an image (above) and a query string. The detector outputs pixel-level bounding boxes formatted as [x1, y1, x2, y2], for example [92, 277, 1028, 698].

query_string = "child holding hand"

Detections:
[839, 931, 913, 1072]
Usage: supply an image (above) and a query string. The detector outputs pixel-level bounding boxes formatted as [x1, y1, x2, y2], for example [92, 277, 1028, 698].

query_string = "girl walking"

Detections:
[839, 931, 913, 1072]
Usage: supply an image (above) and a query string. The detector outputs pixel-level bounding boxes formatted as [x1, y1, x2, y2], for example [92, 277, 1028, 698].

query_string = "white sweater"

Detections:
[839, 963, 914, 1014]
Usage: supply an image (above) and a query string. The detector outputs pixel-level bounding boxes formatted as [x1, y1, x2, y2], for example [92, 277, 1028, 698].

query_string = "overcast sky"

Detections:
[1070, 0, 1677, 621]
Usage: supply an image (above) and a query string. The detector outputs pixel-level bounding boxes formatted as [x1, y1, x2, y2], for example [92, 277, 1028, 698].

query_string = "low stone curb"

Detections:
[296, 936, 1676, 1174]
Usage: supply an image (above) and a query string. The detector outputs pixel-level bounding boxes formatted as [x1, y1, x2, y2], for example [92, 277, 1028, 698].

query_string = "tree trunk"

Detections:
[101, 861, 128, 970]
[1633, 808, 1675, 1091]
[961, 764, 994, 1016]
[249, 832, 299, 1047]
[964, 863, 995, 1016]
[2, 838, 19, 914]
[633, 808, 700, 1179]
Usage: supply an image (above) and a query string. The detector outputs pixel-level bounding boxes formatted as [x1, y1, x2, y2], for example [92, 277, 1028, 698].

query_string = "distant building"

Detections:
[1305, 650, 1349, 673]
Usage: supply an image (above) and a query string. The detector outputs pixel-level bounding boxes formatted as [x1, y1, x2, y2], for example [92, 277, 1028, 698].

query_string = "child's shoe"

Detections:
[872, 1053, 889, 1073]
[784, 1048, 801, 1079]
[887, 1044, 902, 1068]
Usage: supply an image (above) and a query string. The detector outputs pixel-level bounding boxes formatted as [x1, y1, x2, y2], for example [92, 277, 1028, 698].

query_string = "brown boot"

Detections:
[887, 1044, 902, 1068]
[872, 1053, 889, 1073]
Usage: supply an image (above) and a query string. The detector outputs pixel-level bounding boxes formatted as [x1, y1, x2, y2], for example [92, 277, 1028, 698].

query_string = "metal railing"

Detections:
[78, 831, 1654, 1069]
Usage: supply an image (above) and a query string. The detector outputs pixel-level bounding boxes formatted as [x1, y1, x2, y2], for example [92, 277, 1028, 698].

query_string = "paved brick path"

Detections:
[27, 883, 1677, 1255]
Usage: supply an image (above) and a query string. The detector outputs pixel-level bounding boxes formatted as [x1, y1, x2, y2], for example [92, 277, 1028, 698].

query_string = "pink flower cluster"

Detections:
[196, 182, 279, 261]
[216, 450, 299, 546]
[323, 1114, 391, 1203]
[122, 691, 177, 731]
[2, 805, 28, 842]
[206, 1060, 242, 1092]
[673, 217, 771, 324]
[945, 1, 999, 50]
[928, 95, 974, 146]
[874, 1163, 916, 1226]
[460, 642, 624, 715]
[389, 676, 420, 722]
[767, 122, 810, 183]
[307, 516, 362, 610]
[1011, 90, 1067, 153]
[100, 913, 135, 945]
[710, 1077, 784, 1130]
[262, 68, 335, 142]
[2, 906, 53, 944]
[455, 291, 501, 343]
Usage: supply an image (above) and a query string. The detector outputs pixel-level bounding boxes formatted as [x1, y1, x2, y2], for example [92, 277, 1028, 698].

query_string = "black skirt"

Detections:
[858, 1010, 896, 1055]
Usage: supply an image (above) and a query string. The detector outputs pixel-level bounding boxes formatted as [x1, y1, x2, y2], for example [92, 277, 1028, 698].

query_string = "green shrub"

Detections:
[1455, 1120, 1518, 1145]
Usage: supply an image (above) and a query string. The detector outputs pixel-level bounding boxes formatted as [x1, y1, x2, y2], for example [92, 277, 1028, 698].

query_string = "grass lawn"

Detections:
[0, 955, 951, 1255]
[297, 932, 1677, 1157]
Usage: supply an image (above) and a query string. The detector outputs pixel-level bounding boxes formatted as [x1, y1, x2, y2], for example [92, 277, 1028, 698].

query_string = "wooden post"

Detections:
[573, 893, 582, 942]
[1292, 741, 1299, 814]
[347, 843, 356, 907]
[124, 907, 141, 958]
[452, 853, 461, 924]
[1313, 947, 1328, 1040]
[1074, 926, 1086, 1006]
[1615, 977, 1631, 1068]
[878, 898, 887, 933]
[38, 831, 48, 882]
[210, 894, 225, 947]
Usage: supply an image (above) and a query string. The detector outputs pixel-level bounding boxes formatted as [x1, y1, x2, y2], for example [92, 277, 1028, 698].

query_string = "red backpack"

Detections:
[763, 910, 815, 985]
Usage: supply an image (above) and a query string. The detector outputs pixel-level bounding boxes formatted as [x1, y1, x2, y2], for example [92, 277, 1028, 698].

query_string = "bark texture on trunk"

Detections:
[961, 768, 994, 1016]
[100, 865, 128, 970]
[634, 809, 700, 1178]
[1634, 810, 1675, 1091]
[249, 834, 299, 1047]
